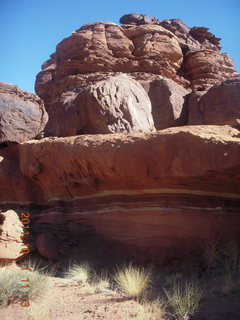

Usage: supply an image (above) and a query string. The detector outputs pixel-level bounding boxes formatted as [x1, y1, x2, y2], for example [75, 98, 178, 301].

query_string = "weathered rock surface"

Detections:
[0, 210, 23, 262]
[185, 50, 237, 89]
[1, 14, 240, 262]
[45, 74, 155, 136]
[0, 82, 48, 143]
[35, 233, 59, 261]
[189, 26, 221, 51]
[141, 78, 189, 129]
[0, 126, 239, 259]
[35, 15, 238, 138]
[119, 13, 161, 25]
[119, 14, 221, 51]
[188, 77, 240, 125]
[160, 20, 221, 51]
[201, 77, 240, 125]
[188, 90, 205, 125]
[35, 21, 185, 136]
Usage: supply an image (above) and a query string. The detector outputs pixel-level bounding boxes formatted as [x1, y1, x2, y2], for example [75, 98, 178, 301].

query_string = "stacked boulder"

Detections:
[34, 13, 239, 137]
[0, 13, 240, 263]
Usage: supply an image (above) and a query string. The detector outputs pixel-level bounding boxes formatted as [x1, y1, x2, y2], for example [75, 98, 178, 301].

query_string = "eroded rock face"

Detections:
[160, 20, 221, 51]
[141, 78, 189, 129]
[119, 14, 221, 51]
[201, 77, 240, 125]
[0, 126, 238, 260]
[35, 21, 185, 134]
[35, 234, 59, 261]
[1, 14, 240, 262]
[119, 13, 161, 25]
[0, 82, 48, 143]
[45, 74, 155, 136]
[0, 210, 23, 263]
[15, 125, 240, 201]
[35, 15, 238, 138]
[188, 90, 205, 125]
[188, 77, 240, 125]
[185, 50, 237, 89]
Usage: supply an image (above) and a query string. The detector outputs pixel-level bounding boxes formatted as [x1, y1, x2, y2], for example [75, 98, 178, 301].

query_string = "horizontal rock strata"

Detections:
[0, 126, 239, 259]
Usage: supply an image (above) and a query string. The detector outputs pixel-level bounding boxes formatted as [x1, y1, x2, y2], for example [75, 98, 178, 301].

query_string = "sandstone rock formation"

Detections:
[0, 82, 48, 143]
[0, 126, 240, 259]
[141, 78, 189, 129]
[188, 76, 240, 125]
[188, 90, 205, 125]
[0, 210, 24, 263]
[119, 13, 161, 25]
[0, 14, 240, 263]
[119, 14, 221, 51]
[185, 50, 237, 89]
[201, 76, 240, 125]
[35, 14, 238, 138]
[44, 74, 155, 136]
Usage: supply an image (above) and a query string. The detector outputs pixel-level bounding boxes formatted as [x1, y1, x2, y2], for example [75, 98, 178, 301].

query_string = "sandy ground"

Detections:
[1, 266, 240, 320]
[1, 277, 152, 320]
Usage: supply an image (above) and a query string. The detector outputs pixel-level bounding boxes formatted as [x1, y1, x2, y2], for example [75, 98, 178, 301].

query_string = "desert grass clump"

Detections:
[164, 280, 203, 319]
[28, 257, 57, 277]
[220, 242, 240, 295]
[90, 271, 110, 293]
[114, 264, 151, 299]
[0, 266, 49, 306]
[28, 302, 50, 320]
[139, 299, 166, 320]
[64, 262, 91, 283]
[124, 299, 166, 320]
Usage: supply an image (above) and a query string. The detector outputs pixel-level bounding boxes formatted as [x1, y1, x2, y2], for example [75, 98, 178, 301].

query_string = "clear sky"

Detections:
[1, 0, 239, 93]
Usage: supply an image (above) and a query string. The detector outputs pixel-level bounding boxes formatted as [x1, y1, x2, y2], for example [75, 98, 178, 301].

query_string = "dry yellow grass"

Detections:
[164, 280, 203, 319]
[124, 299, 166, 320]
[64, 262, 91, 283]
[114, 264, 151, 299]
[0, 266, 49, 306]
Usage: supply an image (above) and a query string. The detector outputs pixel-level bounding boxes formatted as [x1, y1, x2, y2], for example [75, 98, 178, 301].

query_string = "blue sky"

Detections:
[1, 0, 239, 93]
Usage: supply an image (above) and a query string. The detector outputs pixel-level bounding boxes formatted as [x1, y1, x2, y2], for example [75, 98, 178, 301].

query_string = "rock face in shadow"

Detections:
[141, 78, 189, 129]
[0, 82, 48, 143]
[0, 210, 24, 263]
[188, 77, 240, 125]
[201, 77, 240, 125]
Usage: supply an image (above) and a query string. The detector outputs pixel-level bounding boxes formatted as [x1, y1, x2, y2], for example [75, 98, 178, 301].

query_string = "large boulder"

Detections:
[0, 82, 48, 143]
[44, 74, 156, 136]
[141, 78, 189, 129]
[119, 13, 161, 25]
[35, 21, 185, 118]
[201, 77, 240, 125]
[0, 210, 24, 263]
